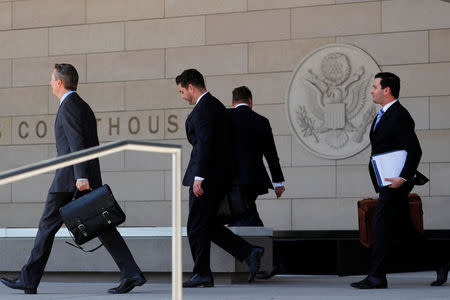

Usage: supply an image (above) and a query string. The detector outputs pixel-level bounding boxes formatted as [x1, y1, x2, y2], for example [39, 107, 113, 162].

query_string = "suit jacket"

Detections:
[49, 92, 102, 193]
[183, 92, 233, 188]
[227, 105, 284, 194]
[368, 101, 422, 193]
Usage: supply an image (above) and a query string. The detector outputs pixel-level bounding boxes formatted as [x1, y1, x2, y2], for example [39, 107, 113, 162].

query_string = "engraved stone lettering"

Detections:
[128, 116, 140, 135]
[109, 117, 120, 136]
[149, 116, 159, 134]
[36, 121, 47, 138]
[168, 115, 178, 133]
[12, 112, 182, 143]
[19, 121, 29, 139]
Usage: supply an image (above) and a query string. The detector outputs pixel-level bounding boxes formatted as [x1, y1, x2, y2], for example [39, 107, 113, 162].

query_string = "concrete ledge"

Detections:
[0, 227, 272, 283]
[0, 226, 272, 238]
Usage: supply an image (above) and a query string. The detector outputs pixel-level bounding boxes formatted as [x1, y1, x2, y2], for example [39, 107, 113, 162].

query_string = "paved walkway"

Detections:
[0, 272, 449, 299]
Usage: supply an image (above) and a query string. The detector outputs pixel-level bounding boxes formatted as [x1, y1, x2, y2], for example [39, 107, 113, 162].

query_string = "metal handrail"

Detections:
[0, 139, 183, 300]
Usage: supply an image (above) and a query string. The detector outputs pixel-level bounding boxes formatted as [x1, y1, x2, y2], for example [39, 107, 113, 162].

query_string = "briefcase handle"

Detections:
[65, 222, 104, 253]
[72, 188, 93, 201]
[65, 239, 104, 253]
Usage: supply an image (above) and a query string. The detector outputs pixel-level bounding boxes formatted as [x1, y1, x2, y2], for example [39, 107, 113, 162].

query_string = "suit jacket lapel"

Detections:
[186, 108, 194, 127]
[185, 110, 193, 137]
[370, 116, 377, 131]
[369, 109, 379, 140]
[55, 93, 71, 127]
[372, 101, 400, 134]
[185, 95, 204, 136]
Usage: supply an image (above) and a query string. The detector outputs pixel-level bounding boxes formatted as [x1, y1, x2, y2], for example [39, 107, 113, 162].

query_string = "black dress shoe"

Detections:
[107, 273, 147, 294]
[245, 246, 264, 283]
[256, 265, 279, 280]
[350, 276, 388, 289]
[431, 263, 450, 286]
[183, 274, 214, 288]
[0, 277, 37, 294]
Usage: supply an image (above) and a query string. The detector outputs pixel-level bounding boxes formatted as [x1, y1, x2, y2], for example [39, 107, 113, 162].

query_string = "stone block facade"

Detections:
[0, 0, 449, 230]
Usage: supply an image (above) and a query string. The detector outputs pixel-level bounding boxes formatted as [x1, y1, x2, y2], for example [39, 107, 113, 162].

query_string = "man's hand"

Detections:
[76, 179, 90, 191]
[275, 186, 285, 198]
[193, 179, 204, 197]
[385, 177, 406, 189]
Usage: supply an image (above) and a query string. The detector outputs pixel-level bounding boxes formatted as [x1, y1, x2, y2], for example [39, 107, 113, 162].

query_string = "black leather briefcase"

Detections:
[217, 183, 251, 224]
[59, 184, 125, 250]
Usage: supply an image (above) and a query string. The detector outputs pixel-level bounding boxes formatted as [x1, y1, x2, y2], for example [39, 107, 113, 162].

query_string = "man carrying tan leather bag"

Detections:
[351, 72, 449, 289]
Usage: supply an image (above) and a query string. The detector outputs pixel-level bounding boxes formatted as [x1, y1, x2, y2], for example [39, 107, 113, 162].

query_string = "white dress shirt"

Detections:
[194, 91, 209, 182]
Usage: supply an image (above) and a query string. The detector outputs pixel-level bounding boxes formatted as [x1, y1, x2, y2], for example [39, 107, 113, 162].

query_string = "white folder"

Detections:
[371, 150, 407, 187]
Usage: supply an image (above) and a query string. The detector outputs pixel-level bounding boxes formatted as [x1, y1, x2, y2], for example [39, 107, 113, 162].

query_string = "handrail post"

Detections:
[172, 150, 182, 300]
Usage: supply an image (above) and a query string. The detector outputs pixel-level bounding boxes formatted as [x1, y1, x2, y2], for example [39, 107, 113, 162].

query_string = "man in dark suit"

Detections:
[0, 64, 146, 294]
[351, 72, 448, 289]
[176, 69, 264, 288]
[227, 86, 285, 227]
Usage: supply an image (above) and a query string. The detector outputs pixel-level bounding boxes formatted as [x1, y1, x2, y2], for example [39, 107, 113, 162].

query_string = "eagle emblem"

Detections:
[286, 44, 380, 159]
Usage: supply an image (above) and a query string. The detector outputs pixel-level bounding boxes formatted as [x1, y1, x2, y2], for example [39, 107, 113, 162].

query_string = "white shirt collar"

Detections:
[195, 91, 208, 105]
[235, 103, 249, 108]
[60, 90, 75, 105]
[381, 99, 398, 112]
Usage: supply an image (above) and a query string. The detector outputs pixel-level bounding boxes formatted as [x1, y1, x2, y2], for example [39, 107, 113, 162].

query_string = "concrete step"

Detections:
[0, 226, 272, 283]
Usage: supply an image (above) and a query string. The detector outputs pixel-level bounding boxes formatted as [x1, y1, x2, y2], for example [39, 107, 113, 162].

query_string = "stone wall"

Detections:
[0, 0, 449, 230]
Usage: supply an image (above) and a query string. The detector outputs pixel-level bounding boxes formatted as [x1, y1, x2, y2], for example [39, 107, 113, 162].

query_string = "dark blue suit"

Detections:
[367, 100, 438, 278]
[227, 105, 284, 226]
[19, 92, 141, 289]
[184, 92, 253, 276]
[368, 101, 421, 194]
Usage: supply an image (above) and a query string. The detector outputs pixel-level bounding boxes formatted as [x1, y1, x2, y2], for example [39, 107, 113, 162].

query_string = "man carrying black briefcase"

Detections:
[0, 64, 145, 295]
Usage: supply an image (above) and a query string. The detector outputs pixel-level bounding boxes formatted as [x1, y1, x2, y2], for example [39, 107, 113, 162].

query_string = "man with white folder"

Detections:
[351, 72, 448, 289]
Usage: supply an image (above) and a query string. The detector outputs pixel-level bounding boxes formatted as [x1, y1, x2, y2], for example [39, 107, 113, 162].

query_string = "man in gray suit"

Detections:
[1, 64, 145, 294]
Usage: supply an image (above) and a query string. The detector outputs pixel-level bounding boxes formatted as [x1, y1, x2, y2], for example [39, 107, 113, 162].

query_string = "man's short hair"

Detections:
[54, 64, 78, 91]
[232, 86, 252, 104]
[375, 72, 400, 99]
[175, 69, 206, 89]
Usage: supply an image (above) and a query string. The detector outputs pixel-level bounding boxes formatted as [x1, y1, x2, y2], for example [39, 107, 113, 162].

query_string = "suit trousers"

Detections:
[19, 191, 141, 288]
[188, 185, 253, 276]
[369, 182, 442, 278]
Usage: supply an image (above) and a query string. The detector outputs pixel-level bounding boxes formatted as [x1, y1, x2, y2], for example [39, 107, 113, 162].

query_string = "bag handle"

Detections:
[65, 240, 104, 253]
[72, 188, 93, 201]
[65, 229, 104, 253]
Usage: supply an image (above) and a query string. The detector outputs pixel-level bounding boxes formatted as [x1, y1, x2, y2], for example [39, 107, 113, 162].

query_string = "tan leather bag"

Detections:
[357, 193, 424, 248]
